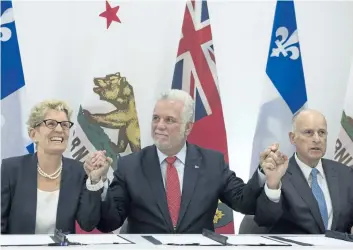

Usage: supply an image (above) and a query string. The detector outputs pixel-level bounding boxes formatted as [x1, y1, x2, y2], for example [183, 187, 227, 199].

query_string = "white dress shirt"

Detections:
[35, 189, 59, 234]
[264, 154, 333, 230]
[156, 143, 187, 192]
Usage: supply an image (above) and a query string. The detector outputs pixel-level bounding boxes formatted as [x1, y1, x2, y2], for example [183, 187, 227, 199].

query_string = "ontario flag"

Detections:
[171, 0, 234, 233]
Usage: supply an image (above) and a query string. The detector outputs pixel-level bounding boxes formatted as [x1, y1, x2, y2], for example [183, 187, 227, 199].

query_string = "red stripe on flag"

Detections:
[178, 6, 221, 113]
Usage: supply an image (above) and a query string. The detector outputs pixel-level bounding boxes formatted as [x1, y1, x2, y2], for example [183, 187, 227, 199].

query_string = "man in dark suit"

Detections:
[255, 109, 353, 234]
[82, 89, 282, 234]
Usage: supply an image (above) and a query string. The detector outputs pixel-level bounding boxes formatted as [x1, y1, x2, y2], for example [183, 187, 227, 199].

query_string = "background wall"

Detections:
[9, 0, 353, 233]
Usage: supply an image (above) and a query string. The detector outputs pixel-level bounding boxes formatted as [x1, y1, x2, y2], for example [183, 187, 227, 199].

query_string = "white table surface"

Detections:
[1, 234, 352, 250]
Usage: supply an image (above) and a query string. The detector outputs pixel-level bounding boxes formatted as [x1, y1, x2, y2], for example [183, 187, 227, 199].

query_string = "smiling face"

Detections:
[289, 110, 328, 167]
[29, 109, 71, 155]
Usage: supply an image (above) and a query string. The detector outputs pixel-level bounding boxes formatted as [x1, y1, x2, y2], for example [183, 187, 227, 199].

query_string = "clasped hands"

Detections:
[260, 143, 289, 189]
[83, 150, 113, 184]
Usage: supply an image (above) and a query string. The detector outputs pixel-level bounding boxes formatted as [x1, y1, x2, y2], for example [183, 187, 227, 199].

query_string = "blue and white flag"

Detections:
[1, 0, 32, 160]
[249, 0, 308, 175]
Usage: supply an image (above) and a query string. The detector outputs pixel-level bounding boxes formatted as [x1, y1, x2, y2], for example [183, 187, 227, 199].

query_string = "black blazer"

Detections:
[88, 143, 263, 234]
[254, 156, 353, 234]
[1, 153, 102, 234]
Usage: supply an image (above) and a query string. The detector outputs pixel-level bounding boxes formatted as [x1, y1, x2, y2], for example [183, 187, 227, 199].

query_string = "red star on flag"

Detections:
[99, 0, 121, 29]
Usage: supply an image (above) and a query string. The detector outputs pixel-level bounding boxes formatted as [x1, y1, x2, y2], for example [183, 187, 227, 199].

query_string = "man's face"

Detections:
[151, 99, 192, 153]
[289, 111, 328, 166]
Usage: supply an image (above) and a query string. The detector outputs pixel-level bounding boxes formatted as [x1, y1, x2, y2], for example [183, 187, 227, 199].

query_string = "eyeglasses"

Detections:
[35, 119, 74, 130]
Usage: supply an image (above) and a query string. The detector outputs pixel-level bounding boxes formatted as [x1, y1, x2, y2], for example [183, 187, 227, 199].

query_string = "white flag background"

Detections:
[12, 0, 185, 161]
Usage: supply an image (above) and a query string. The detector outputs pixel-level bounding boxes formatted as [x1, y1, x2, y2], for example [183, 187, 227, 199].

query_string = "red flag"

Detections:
[171, 0, 234, 233]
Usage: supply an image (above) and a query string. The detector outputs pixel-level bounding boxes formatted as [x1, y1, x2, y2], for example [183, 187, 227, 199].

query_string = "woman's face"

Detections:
[30, 109, 72, 155]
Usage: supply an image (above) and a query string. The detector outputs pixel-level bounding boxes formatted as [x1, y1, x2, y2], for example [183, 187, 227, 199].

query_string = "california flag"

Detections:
[11, 0, 185, 233]
[334, 60, 353, 168]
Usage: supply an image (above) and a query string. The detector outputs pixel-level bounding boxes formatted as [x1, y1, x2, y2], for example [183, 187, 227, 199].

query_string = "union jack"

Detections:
[172, 0, 234, 234]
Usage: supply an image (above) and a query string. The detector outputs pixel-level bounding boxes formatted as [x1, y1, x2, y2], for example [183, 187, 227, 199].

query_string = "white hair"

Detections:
[291, 108, 327, 132]
[158, 89, 194, 124]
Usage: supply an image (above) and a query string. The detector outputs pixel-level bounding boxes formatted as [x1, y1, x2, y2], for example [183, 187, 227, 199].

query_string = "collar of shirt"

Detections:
[156, 143, 187, 165]
[294, 153, 325, 182]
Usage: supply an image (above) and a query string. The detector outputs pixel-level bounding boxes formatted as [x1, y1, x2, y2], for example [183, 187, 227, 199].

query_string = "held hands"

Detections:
[83, 150, 113, 184]
[260, 143, 288, 189]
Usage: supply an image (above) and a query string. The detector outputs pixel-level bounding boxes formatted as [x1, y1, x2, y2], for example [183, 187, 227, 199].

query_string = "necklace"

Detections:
[37, 163, 62, 180]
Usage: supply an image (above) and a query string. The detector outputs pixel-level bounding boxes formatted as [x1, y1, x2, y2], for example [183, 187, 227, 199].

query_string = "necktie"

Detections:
[165, 156, 181, 228]
[311, 168, 328, 230]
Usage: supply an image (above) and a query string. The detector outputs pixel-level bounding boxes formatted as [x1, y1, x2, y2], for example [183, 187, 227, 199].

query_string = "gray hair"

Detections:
[27, 99, 72, 133]
[158, 89, 194, 124]
[291, 108, 326, 132]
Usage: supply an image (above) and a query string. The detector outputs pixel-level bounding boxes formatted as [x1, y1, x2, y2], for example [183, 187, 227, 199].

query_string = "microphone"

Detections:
[49, 229, 85, 246]
[48, 229, 69, 246]
[202, 228, 228, 245]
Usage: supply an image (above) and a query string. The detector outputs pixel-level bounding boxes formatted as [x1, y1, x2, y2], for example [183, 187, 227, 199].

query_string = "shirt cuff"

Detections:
[86, 177, 104, 191]
[264, 182, 281, 203]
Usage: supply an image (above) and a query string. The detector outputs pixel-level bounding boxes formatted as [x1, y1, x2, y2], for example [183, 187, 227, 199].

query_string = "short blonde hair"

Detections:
[27, 99, 72, 133]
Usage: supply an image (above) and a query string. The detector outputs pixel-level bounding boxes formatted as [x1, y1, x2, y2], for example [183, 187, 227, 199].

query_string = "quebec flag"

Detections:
[1, 0, 32, 160]
[249, 0, 308, 175]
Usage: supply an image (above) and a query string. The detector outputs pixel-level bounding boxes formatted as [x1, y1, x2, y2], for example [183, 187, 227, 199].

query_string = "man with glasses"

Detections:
[255, 109, 353, 234]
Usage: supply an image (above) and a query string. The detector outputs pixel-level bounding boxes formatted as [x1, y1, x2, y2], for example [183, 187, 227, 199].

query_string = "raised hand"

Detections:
[260, 143, 289, 189]
[84, 150, 113, 184]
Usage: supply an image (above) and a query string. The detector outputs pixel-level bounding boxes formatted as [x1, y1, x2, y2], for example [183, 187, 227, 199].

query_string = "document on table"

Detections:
[147, 235, 223, 245]
[66, 234, 133, 244]
[278, 235, 353, 246]
[0, 235, 54, 246]
[226, 235, 290, 246]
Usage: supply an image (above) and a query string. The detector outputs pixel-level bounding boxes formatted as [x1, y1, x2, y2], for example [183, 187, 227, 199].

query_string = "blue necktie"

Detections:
[311, 168, 328, 230]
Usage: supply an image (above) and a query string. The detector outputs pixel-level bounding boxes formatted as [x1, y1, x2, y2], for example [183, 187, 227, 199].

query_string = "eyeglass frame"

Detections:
[34, 119, 74, 130]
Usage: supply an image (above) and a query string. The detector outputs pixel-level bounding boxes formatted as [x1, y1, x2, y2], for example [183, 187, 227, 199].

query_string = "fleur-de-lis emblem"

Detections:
[270, 27, 300, 60]
[1, 8, 15, 42]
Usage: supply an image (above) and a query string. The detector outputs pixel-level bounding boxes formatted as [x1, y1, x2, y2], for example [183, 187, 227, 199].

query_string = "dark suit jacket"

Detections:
[254, 156, 353, 234]
[1, 153, 102, 234]
[93, 143, 263, 234]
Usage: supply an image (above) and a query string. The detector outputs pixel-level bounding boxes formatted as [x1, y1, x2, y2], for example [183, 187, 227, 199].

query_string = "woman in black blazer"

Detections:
[1, 100, 102, 234]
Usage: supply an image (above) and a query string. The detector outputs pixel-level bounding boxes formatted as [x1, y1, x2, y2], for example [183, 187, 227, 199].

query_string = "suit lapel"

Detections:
[55, 157, 71, 232]
[142, 146, 174, 230]
[322, 160, 340, 230]
[176, 144, 201, 229]
[287, 157, 325, 232]
[21, 154, 39, 233]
